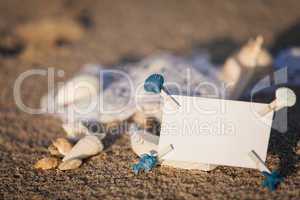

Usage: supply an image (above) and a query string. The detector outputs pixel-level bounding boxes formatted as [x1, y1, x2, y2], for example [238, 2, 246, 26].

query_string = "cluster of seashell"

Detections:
[34, 121, 105, 170]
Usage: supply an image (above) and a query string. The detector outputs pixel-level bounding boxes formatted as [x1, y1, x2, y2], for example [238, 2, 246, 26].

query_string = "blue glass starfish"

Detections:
[132, 152, 158, 174]
[144, 74, 164, 93]
[261, 171, 283, 191]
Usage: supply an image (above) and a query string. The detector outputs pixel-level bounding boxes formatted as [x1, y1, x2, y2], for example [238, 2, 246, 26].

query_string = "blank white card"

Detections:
[158, 95, 274, 169]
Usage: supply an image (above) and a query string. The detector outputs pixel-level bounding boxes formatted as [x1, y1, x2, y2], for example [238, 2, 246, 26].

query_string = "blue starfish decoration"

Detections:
[132, 153, 158, 174]
[261, 171, 283, 191]
[144, 74, 164, 93]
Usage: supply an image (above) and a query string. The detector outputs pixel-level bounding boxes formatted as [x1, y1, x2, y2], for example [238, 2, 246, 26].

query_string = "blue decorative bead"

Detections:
[132, 153, 158, 174]
[261, 171, 283, 191]
[144, 74, 164, 93]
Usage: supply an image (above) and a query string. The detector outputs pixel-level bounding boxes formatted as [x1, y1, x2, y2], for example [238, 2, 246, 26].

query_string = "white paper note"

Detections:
[158, 95, 274, 169]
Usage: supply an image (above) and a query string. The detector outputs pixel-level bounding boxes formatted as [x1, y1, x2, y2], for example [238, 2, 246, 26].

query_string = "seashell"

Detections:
[236, 36, 264, 68]
[52, 138, 73, 156]
[257, 49, 272, 67]
[55, 74, 99, 108]
[63, 120, 106, 140]
[239, 35, 272, 68]
[48, 144, 61, 156]
[34, 157, 59, 170]
[221, 36, 266, 83]
[221, 58, 242, 87]
[62, 135, 103, 162]
[58, 159, 82, 171]
[220, 36, 272, 99]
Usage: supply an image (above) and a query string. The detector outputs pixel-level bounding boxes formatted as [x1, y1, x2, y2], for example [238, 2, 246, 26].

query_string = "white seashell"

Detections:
[220, 36, 272, 99]
[257, 49, 272, 67]
[236, 36, 264, 68]
[58, 159, 82, 170]
[39, 66, 102, 122]
[221, 58, 242, 87]
[62, 135, 103, 162]
[129, 126, 216, 171]
[221, 36, 267, 83]
[55, 74, 99, 107]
